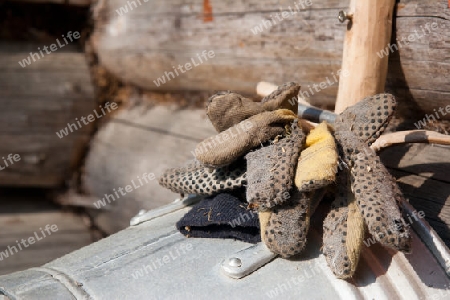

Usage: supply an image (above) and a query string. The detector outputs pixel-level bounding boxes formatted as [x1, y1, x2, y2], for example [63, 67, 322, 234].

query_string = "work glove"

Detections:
[254, 121, 338, 257]
[160, 83, 301, 195]
[194, 109, 297, 167]
[323, 94, 411, 279]
[158, 158, 246, 196]
[206, 82, 300, 132]
[160, 83, 301, 194]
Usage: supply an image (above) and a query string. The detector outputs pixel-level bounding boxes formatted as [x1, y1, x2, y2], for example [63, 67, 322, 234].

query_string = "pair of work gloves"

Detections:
[158, 82, 411, 279]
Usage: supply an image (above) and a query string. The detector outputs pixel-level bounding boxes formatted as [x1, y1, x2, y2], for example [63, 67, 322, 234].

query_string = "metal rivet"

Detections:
[228, 257, 242, 268]
[338, 11, 352, 23]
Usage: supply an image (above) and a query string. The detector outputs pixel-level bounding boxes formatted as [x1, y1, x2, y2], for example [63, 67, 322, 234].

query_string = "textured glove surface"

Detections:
[323, 93, 411, 279]
[323, 170, 364, 278]
[207, 82, 300, 132]
[207, 92, 264, 133]
[159, 159, 246, 196]
[176, 193, 260, 243]
[261, 82, 300, 114]
[295, 122, 338, 192]
[260, 190, 310, 257]
[194, 109, 297, 167]
[246, 121, 305, 210]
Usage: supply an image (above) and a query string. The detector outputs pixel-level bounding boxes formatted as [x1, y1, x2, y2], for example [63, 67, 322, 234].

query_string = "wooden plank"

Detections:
[390, 170, 450, 246]
[0, 192, 94, 275]
[380, 143, 450, 246]
[82, 105, 216, 234]
[380, 143, 450, 183]
[0, 99, 97, 134]
[0, 134, 90, 187]
[9, 0, 91, 6]
[0, 42, 96, 187]
[93, 0, 346, 108]
[93, 0, 450, 117]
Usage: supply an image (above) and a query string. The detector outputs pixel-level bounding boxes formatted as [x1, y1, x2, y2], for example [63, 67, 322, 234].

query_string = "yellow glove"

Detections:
[295, 122, 338, 191]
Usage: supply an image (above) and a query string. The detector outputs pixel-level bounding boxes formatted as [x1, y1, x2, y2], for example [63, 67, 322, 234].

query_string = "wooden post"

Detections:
[335, 0, 396, 113]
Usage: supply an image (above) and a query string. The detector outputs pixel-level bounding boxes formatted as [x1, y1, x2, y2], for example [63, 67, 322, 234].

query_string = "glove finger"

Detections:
[295, 122, 338, 191]
[323, 170, 364, 279]
[260, 190, 310, 257]
[261, 82, 300, 114]
[194, 109, 297, 167]
[351, 145, 411, 252]
[207, 92, 264, 132]
[335, 93, 396, 145]
[246, 121, 305, 209]
[158, 159, 246, 196]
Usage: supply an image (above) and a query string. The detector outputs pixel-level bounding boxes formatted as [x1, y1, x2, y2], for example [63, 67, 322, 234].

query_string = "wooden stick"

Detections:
[370, 130, 450, 151]
[334, 0, 396, 113]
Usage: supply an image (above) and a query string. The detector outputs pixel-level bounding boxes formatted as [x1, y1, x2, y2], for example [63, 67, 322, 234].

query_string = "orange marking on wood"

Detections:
[203, 0, 213, 22]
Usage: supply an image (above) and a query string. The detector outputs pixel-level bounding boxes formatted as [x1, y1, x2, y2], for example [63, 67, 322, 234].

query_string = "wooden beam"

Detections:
[93, 0, 450, 119]
[0, 43, 96, 187]
[9, 0, 91, 6]
[82, 105, 216, 234]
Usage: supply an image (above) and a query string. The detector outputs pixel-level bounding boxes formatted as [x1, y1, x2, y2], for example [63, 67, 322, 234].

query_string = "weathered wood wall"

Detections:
[10, 0, 90, 5]
[0, 43, 95, 187]
[82, 103, 216, 233]
[93, 0, 449, 119]
[0, 190, 95, 275]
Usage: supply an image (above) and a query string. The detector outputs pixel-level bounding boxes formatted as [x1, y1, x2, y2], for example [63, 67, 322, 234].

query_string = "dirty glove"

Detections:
[323, 94, 411, 279]
[159, 159, 246, 196]
[161, 83, 302, 195]
[176, 193, 261, 243]
[259, 190, 311, 257]
[255, 121, 338, 257]
[245, 121, 305, 210]
[194, 109, 297, 167]
[245, 121, 311, 257]
[207, 82, 300, 132]
[295, 122, 338, 191]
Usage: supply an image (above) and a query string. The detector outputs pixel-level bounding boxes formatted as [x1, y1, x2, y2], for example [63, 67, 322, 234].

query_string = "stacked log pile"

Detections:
[92, 0, 449, 118]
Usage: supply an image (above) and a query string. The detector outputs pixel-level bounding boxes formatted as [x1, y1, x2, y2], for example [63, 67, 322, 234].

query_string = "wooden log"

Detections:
[335, 0, 396, 113]
[82, 104, 216, 233]
[93, 0, 450, 118]
[9, 0, 91, 6]
[0, 191, 94, 275]
[0, 43, 96, 187]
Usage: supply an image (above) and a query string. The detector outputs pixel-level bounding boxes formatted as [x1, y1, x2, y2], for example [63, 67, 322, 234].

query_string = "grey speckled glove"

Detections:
[323, 94, 411, 279]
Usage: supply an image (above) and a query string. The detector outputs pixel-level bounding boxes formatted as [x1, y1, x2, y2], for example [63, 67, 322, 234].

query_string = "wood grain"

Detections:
[335, 0, 396, 113]
[82, 104, 216, 234]
[0, 42, 96, 187]
[9, 0, 91, 6]
[380, 143, 450, 246]
[0, 191, 94, 275]
[93, 0, 450, 118]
